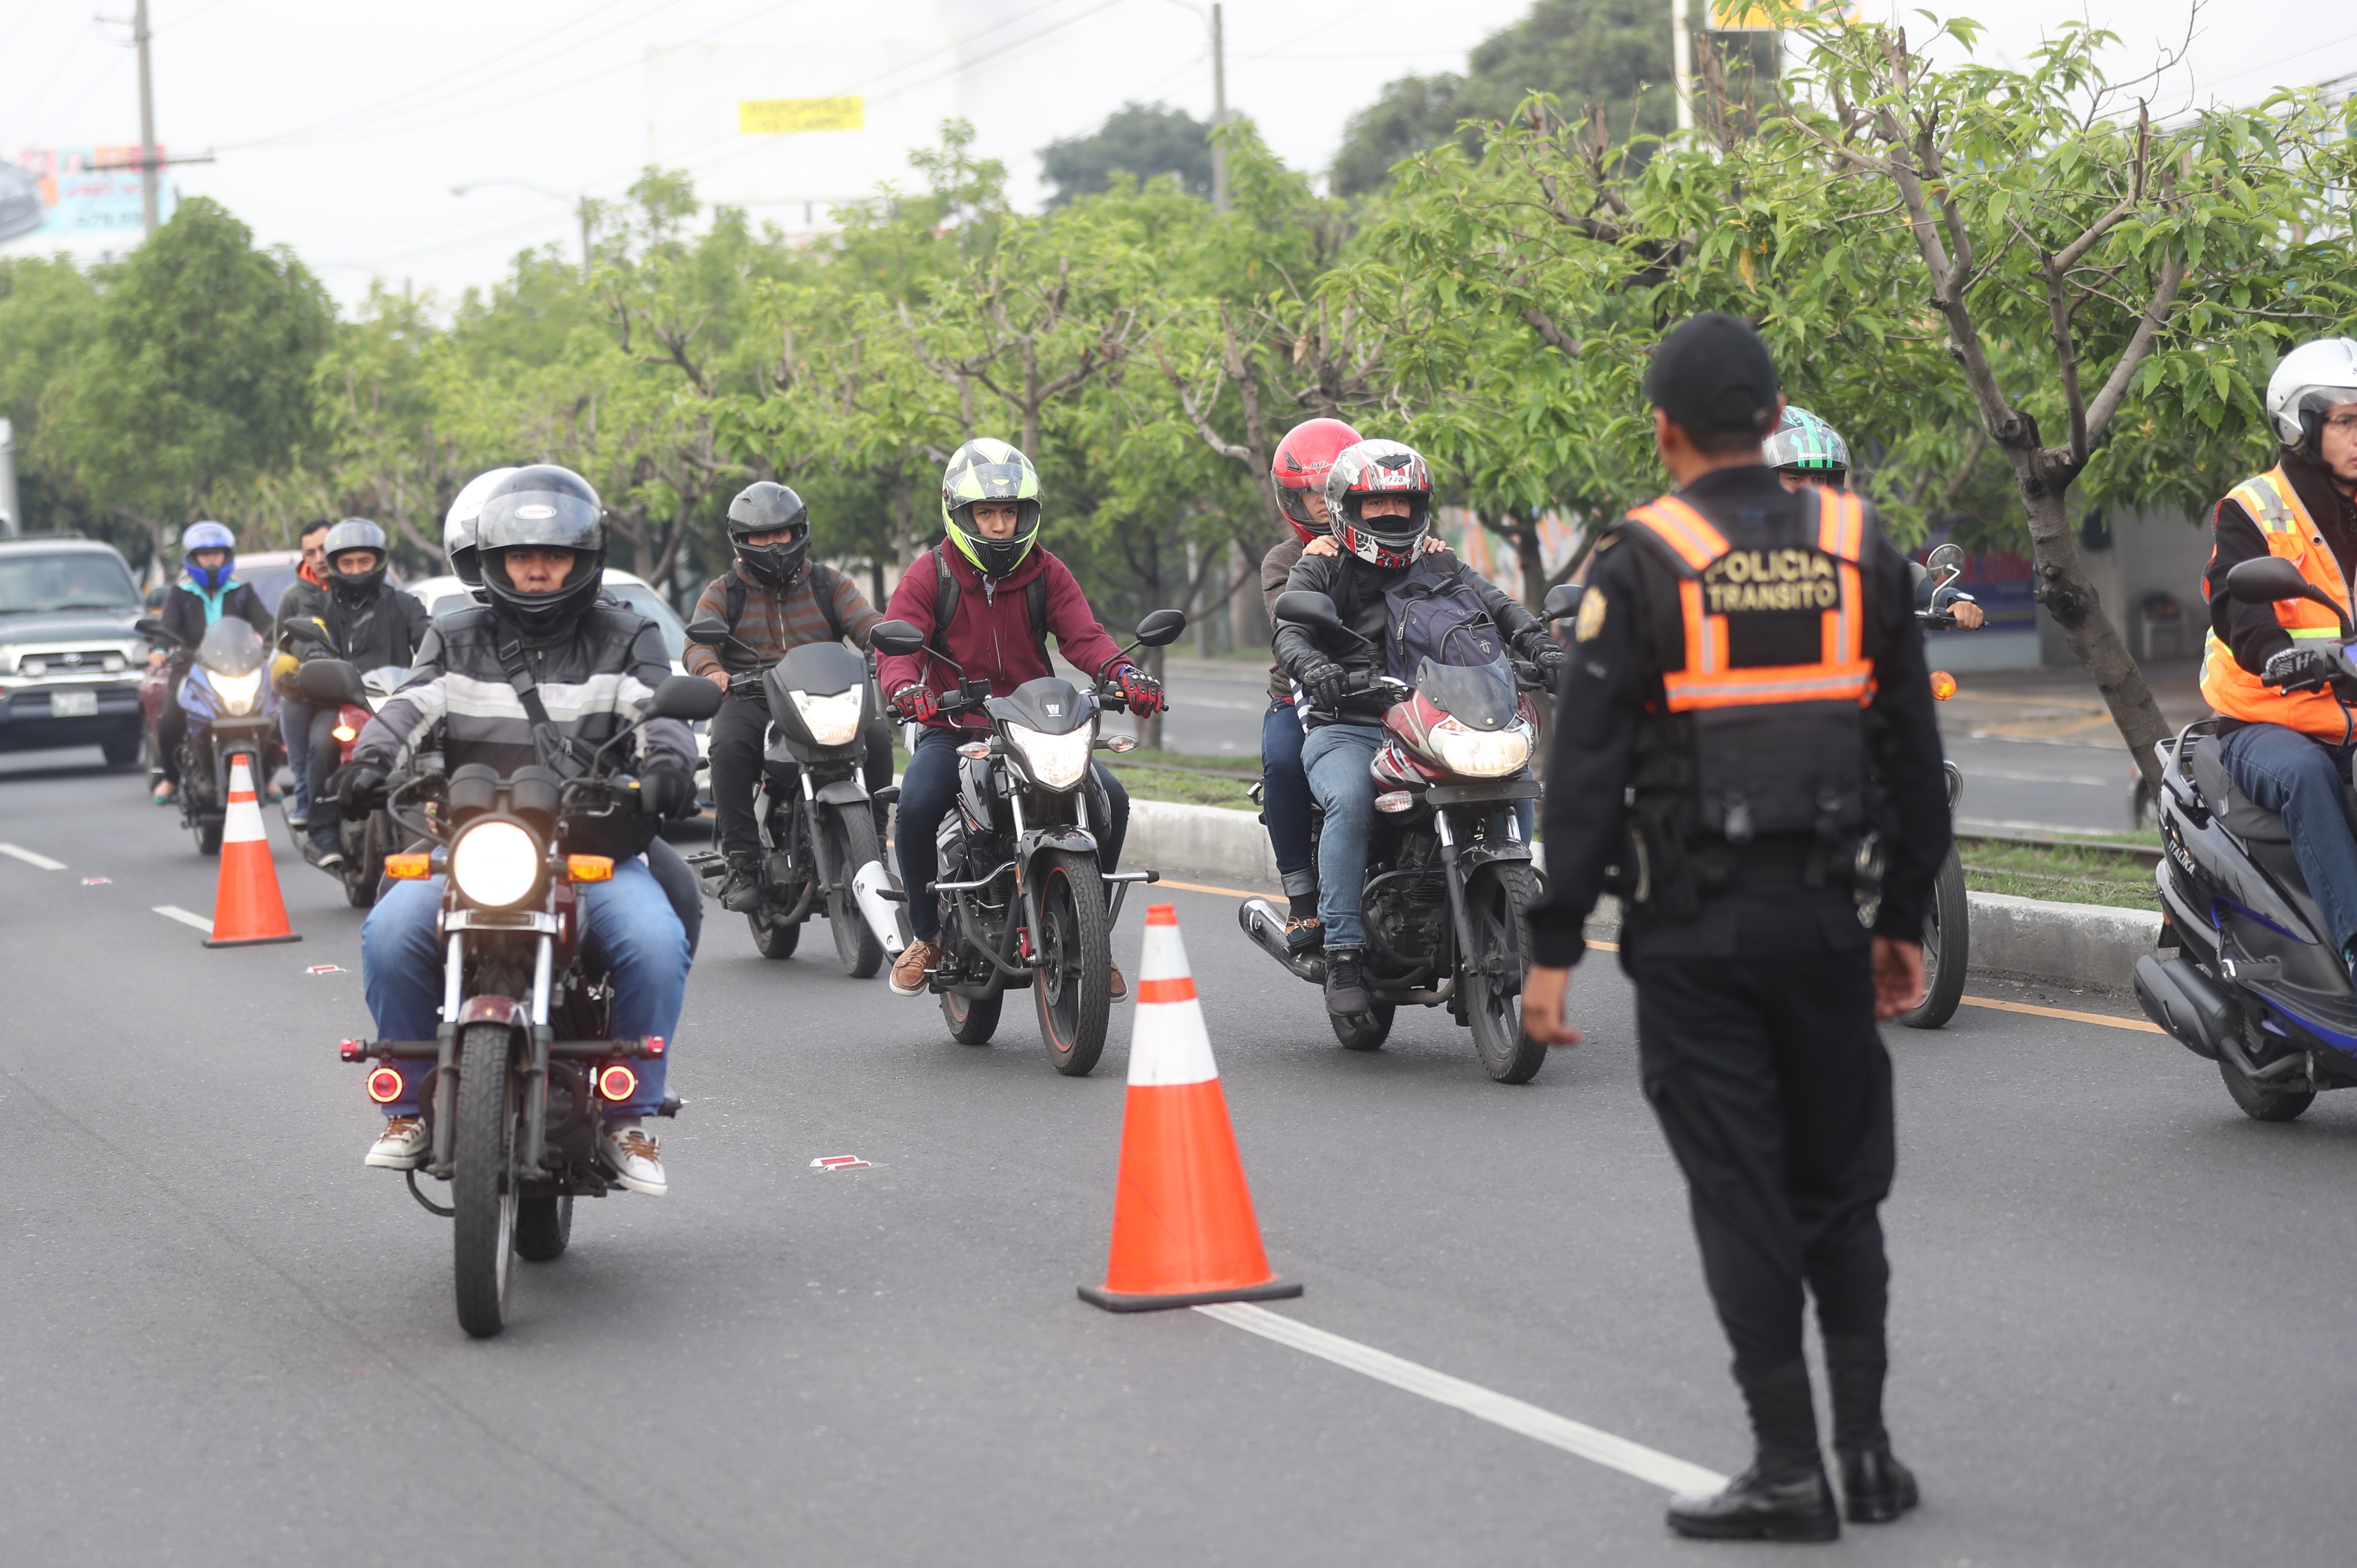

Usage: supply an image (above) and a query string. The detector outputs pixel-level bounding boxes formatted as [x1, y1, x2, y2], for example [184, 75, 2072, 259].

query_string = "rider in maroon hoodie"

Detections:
[878, 438, 1165, 998]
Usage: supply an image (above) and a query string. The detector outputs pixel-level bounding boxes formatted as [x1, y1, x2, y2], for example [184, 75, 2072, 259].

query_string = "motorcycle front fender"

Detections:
[812, 778, 870, 808]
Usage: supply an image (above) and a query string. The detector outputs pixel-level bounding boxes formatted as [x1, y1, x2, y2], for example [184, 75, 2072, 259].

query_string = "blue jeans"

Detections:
[360, 857, 688, 1116]
[1261, 699, 1316, 898]
[279, 699, 315, 816]
[1302, 724, 1382, 951]
[2219, 722, 2357, 956]
[895, 727, 1129, 941]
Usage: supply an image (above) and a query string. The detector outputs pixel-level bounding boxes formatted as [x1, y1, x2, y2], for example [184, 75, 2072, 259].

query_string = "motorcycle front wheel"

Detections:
[826, 805, 886, 979]
[451, 1022, 521, 1339]
[1463, 860, 1546, 1084]
[1900, 847, 1970, 1029]
[1034, 848, 1112, 1076]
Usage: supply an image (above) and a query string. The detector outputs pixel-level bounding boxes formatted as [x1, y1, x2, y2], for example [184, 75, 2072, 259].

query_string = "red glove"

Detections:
[889, 682, 940, 723]
[1113, 664, 1165, 716]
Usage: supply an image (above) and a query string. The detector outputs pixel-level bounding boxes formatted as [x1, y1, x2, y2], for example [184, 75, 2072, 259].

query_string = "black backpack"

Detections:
[1382, 559, 1507, 680]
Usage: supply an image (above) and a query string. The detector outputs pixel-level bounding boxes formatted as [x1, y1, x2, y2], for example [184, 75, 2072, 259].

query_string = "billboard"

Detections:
[0, 147, 175, 246]
[646, 38, 962, 214]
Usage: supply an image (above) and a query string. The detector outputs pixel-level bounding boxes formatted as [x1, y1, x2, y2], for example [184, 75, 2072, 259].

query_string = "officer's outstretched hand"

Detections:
[1871, 937, 1926, 1020]
[1519, 964, 1583, 1047]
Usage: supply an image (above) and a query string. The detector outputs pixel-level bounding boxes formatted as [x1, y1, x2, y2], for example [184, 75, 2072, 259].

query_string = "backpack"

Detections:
[723, 561, 846, 649]
[929, 550, 1047, 665]
[1382, 559, 1507, 681]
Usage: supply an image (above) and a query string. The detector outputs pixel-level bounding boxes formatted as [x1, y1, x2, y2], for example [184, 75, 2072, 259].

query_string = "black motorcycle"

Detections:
[292, 658, 408, 907]
[327, 661, 725, 1337]
[1902, 541, 1972, 1029]
[137, 615, 280, 856]
[681, 617, 902, 975]
[2136, 554, 2357, 1121]
[868, 609, 1186, 1076]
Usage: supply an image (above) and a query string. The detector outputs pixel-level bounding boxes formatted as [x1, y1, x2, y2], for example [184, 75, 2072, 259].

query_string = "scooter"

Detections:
[136, 615, 280, 856]
[1240, 589, 1549, 1083]
[2135, 553, 2357, 1121]
[1902, 541, 1972, 1029]
[294, 659, 411, 907]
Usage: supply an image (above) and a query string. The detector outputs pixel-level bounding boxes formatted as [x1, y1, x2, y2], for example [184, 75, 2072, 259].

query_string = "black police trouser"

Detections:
[1631, 941, 1894, 1377]
[708, 693, 891, 857]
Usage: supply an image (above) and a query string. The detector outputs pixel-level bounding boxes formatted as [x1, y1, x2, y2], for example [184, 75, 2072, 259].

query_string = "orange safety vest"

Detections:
[2198, 467, 2356, 741]
[1621, 485, 1874, 710]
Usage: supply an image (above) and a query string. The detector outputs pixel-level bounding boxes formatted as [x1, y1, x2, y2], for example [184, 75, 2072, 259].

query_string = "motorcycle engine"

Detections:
[1363, 831, 1450, 974]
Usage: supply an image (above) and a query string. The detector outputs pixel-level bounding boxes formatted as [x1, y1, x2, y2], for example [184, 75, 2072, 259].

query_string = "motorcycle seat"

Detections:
[2188, 737, 2293, 843]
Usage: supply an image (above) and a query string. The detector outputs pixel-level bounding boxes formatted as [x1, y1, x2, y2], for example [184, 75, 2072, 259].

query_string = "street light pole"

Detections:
[1210, 2, 1229, 213]
[1672, 0, 1695, 136]
[134, 0, 159, 237]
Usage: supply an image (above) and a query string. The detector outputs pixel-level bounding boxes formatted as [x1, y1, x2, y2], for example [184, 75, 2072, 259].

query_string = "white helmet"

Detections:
[2266, 338, 2357, 450]
[442, 466, 519, 586]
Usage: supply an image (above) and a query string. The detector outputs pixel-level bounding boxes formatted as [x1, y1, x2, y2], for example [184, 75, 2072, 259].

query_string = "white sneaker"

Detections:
[365, 1115, 430, 1170]
[601, 1118, 667, 1196]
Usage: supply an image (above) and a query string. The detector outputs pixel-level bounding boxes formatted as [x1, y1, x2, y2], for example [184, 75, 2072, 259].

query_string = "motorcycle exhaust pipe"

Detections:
[2133, 953, 2235, 1061]
[852, 861, 908, 958]
[1239, 896, 1325, 983]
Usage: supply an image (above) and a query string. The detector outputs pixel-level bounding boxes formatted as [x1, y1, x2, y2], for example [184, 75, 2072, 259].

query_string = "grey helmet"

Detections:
[725, 481, 811, 589]
[2266, 338, 2357, 452]
[475, 464, 608, 634]
[443, 466, 519, 587]
[321, 517, 389, 603]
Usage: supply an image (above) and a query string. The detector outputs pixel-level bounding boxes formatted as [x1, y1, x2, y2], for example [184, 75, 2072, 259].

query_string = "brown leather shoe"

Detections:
[1108, 962, 1128, 1002]
[890, 938, 940, 997]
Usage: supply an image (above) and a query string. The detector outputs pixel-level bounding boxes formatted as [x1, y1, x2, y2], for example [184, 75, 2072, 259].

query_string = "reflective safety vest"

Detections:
[2198, 466, 2356, 741]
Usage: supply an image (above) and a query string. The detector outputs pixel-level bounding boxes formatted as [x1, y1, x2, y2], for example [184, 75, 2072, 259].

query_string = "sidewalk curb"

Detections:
[1127, 799, 2161, 995]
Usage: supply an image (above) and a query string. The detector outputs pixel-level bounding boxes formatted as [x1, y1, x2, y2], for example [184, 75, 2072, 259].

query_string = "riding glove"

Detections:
[888, 683, 940, 723]
[335, 764, 390, 814]
[1296, 656, 1348, 713]
[639, 764, 698, 819]
[2263, 646, 2338, 691]
[1113, 664, 1166, 716]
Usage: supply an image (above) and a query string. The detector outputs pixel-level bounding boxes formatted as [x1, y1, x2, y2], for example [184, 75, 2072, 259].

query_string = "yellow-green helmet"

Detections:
[941, 437, 1043, 578]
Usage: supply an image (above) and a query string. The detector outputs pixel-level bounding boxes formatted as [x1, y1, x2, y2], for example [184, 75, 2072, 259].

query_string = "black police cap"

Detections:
[1643, 313, 1781, 437]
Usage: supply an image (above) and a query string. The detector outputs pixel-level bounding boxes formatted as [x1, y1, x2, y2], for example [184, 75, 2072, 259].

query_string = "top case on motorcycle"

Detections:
[2188, 737, 2296, 842]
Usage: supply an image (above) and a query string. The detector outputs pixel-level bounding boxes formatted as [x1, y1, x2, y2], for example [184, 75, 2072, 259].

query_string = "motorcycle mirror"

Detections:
[1926, 541, 1967, 581]
[683, 616, 732, 646]
[2224, 556, 2318, 607]
[1542, 583, 1585, 622]
[869, 619, 929, 657]
[1273, 590, 1346, 632]
[1133, 608, 1188, 648]
[135, 615, 176, 643]
[647, 674, 725, 721]
[296, 658, 366, 705]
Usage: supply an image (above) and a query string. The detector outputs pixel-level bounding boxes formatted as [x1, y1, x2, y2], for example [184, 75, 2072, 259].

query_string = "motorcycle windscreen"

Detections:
[1414, 656, 1518, 731]
[196, 617, 267, 677]
[986, 676, 1091, 735]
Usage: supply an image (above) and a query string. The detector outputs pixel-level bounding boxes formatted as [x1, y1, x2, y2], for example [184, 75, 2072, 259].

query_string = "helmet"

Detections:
[1270, 417, 1365, 543]
[181, 521, 236, 592]
[444, 466, 519, 587]
[1324, 440, 1433, 568]
[475, 464, 607, 634]
[1761, 406, 1852, 481]
[322, 518, 389, 603]
[940, 437, 1042, 579]
[2267, 338, 2357, 450]
[725, 481, 811, 589]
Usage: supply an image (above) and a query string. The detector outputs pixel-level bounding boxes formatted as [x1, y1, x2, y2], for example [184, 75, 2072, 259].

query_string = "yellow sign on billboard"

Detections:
[738, 96, 864, 134]
[1713, 3, 1779, 28]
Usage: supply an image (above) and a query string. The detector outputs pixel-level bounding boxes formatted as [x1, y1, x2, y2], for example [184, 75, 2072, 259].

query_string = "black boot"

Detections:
[1666, 1361, 1839, 1543]
[718, 850, 763, 913]
[1825, 1334, 1919, 1523]
[1323, 947, 1371, 1015]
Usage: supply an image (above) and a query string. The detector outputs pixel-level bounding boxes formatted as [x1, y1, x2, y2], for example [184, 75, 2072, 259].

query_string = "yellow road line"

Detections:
[1960, 994, 2161, 1032]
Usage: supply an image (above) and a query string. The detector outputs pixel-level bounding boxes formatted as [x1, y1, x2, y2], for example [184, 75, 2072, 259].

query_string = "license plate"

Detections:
[50, 690, 97, 718]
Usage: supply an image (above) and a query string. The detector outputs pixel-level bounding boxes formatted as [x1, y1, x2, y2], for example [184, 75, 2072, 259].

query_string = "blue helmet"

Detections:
[181, 521, 236, 592]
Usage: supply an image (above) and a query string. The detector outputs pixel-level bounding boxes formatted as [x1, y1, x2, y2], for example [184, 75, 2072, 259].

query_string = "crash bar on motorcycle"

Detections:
[931, 861, 1017, 894]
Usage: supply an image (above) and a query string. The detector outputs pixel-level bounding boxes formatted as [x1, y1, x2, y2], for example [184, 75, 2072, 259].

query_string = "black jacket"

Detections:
[1271, 546, 1546, 727]
[281, 579, 431, 675]
[1525, 466, 1950, 967]
[157, 578, 274, 653]
[2204, 447, 2357, 681]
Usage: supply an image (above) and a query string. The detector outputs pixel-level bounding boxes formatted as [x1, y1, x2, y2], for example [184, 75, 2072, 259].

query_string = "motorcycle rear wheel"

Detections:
[1463, 861, 1546, 1084]
[2219, 1057, 2315, 1122]
[513, 1193, 573, 1262]
[1899, 848, 1970, 1030]
[194, 816, 222, 856]
[451, 1023, 521, 1339]
[826, 806, 886, 978]
[749, 908, 801, 959]
[1034, 849, 1111, 1077]
[1330, 1002, 1396, 1051]
[942, 987, 1002, 1044]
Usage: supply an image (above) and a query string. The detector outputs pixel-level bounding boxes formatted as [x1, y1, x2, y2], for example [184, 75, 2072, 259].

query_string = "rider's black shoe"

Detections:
[1836, 1446, 1919, 1524]
[1324, 947, 1371, 1015]
[718, 850, 762, 912]
[1666, 1464, 1840, 1542]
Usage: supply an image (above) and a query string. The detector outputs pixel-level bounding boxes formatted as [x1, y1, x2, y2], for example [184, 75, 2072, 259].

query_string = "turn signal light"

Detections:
[643, 1035, 667, 1058]
[1374, 790, 1416, 814]
[366, 1066, 406, 1104]
[597, 1064, 638, 1102]
[1929, 670, 1958, 701]
[385, 853, 431, 879]
[332, 724, 358, 743]
[567, 854, 614, 882]
[958, 742, 990, 759]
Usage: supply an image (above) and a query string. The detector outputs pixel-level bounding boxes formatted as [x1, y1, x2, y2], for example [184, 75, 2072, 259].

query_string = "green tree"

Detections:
[0, 255, 104, 541]
[1040, 102, 1212, 206]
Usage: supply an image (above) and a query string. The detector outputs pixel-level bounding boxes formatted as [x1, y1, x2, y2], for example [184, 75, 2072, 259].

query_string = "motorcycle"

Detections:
[2136, 553, 2357, 1122]
[1902, 540, 1972, 1029]
[294, 659, 412, 908]
[678, 616, 904, 975]
[867, 608, 1187, 1077]
[136, 615, 280, 856]
[327, 659, 725, 1337]
[1240, 589, 1548, 1083]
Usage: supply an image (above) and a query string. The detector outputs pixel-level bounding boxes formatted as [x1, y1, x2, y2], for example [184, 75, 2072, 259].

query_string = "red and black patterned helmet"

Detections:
[1325, 440, 1433, 569]
[1269, 417, 1363, 543]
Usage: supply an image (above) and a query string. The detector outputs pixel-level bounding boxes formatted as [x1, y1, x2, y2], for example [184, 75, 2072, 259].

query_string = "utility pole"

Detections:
[1671, 0, 1696, 136]
[134, 0, 159, 236]
[1210, 3, 1228, 213]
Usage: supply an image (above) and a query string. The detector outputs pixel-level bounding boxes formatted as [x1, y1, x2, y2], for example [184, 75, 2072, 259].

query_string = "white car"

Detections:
[403, 569, 713, 807]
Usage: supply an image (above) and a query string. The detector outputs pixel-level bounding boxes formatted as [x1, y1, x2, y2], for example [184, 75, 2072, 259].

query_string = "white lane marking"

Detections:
[1196, 1302, 1726, 1496]
[152, 905, 215, 934]
[0, 842, 67, 870]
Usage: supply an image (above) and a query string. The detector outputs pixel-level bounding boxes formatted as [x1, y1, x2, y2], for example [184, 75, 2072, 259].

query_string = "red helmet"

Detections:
[1269, 417, 1364, 543]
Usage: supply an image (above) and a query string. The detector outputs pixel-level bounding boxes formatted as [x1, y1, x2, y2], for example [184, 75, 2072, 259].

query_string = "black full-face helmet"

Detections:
[476, 464, 607, 634]
[322, 517, 389, 604]
[726, 481, 811, 589]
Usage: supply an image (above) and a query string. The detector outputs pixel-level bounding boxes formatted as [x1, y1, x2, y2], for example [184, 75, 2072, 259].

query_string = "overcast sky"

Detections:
[1, 0, 2348, 311]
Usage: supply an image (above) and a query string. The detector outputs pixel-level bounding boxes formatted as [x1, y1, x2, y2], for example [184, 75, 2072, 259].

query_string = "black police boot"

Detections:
[718, 850, 763, 913]
[1323, 947, 1371, 1015]
[1666, 1360, 1839, 1543]
[1826, 1334, 1919, 1524]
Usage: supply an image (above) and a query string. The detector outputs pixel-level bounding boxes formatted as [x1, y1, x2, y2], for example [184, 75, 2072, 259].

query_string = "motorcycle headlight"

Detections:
[450, 819, 542, 908]
[1428, 717, 1533, 779]
[789, 686, 865, 748]
[212, 669, 263, 715]
[1007, 723, 1092, 790]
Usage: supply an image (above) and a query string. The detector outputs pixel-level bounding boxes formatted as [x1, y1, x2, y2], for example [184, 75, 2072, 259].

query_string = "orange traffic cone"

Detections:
[201, 755, 300, 949]
[1080, 903, 1299, 1312]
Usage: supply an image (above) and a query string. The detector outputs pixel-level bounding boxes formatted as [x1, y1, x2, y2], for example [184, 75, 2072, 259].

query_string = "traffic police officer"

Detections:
[1521, 314, 1950, 1541]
